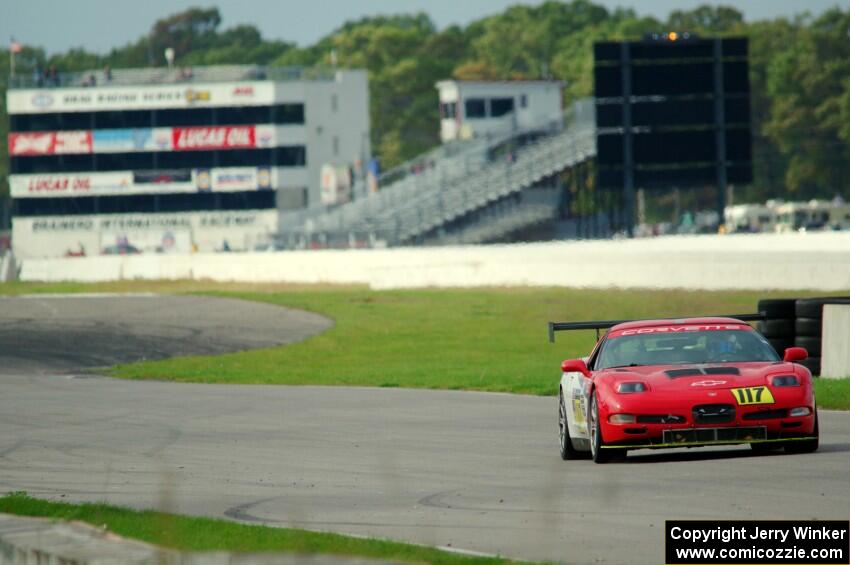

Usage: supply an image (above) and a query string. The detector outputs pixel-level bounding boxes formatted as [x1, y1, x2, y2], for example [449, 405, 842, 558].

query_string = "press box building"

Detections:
[435, 80, 564, 143]
[6, 65, 370, 257]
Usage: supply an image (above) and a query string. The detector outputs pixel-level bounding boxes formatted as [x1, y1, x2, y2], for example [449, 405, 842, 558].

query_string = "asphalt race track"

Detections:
[1, 295, 849, 565]
[0, 294, 332, 374]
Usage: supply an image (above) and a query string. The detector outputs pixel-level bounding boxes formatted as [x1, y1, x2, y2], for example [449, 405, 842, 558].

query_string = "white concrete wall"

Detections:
[821, 304, 850, 379]
[18, 232, 850, 291]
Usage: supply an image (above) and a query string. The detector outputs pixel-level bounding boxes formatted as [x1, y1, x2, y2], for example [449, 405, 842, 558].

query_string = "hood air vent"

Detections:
[666, 367, 741, 379]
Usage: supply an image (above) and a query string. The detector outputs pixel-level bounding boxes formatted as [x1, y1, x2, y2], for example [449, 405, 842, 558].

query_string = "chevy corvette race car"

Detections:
[552, 315, 818, 463]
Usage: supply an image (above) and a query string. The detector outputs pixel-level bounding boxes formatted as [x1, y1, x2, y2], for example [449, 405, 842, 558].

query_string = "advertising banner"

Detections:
[320, 164, 352, 205]
[11, 167, 278, 198]
[211, 167, 258, 190]
[7, 81, 275, 114]
[254, 124, 275, 148]
[8, 131, 92, 155]
[133, 169, 193, 185]
[91, 128, 172, 153]
[11, 125, 279, 156]
[10, 172, 133, 197]
[172, 125, 256, 151]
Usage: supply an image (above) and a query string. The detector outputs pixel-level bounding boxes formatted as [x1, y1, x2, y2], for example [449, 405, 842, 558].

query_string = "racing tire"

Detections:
[589, 390, 625, 464]
[798, 356, 821, 377]
[795, 297, 850, 319]
[794, 336, 821, 357]
[785, 412, 819, 454]
[757, 299, 797, 319]
[794, 317, 822, 337]
[767, 338, 795, 356]
[756, 319, 794, 338]
[558, 392, 585, 460]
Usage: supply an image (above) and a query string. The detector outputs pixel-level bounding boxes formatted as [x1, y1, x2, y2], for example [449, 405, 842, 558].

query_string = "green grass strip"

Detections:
[0, 493, 534, 564]
[3, 281, 848, 407]
[814, 377, 850, 410]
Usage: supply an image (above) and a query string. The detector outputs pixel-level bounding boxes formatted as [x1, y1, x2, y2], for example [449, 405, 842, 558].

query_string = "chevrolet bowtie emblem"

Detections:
[691, 380, 727, 387]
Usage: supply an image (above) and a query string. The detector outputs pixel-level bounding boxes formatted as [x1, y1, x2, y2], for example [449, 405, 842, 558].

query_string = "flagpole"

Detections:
[9, 37, 16, 78]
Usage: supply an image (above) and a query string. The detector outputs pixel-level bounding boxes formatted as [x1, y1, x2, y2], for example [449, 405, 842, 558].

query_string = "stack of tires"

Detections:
[756, 298, 797, 362]
[793, 297, 850, 377]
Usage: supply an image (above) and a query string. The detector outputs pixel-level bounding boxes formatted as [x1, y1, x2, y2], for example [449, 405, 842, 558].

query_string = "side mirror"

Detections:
[783, 347, 808, 363]
[561, 358, 591, 377]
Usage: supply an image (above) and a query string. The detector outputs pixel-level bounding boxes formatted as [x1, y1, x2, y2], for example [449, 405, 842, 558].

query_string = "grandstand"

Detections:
[277, 99, 596, 248]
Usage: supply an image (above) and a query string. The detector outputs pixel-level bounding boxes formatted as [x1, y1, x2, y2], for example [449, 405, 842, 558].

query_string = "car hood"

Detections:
[597, 361, 796, 391]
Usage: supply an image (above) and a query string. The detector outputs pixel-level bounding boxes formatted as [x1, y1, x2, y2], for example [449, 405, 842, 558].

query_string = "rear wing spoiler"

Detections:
[548, 313, 765, 343]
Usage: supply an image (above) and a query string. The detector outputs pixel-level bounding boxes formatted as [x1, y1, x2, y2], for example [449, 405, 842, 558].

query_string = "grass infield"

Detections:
[0, 493, 528, 564]
[2, 281, 848, 407]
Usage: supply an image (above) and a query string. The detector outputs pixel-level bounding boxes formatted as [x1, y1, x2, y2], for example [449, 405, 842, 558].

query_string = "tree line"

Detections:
[2, 1, 849, 205]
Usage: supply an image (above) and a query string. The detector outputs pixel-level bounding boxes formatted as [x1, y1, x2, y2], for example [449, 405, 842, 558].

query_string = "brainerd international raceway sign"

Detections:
[13, 209, 279, 256]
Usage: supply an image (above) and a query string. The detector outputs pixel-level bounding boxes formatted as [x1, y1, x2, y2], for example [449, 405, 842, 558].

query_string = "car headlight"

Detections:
[789, 407, 811, 417]
[609, 414, 637, 424]
[617, 382, 647, 393]
[771, 375, 799, 387]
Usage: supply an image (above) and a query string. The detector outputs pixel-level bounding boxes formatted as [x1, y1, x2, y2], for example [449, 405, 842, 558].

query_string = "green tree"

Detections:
[763, 9, 850, 196]
[2, 2, 850, 199]
[667, 5, 745, 33]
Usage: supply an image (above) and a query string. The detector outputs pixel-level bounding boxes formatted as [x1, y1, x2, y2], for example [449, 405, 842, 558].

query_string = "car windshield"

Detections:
[595, 329, 780, 369]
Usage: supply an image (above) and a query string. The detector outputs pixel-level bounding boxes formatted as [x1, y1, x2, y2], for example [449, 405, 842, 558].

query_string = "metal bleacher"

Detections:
[278, 99, 596, 249]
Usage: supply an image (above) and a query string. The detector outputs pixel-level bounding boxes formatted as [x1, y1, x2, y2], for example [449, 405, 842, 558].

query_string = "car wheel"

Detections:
[558, 391, 584, 460]
[589, 390, 624, 463]
[785, 412, 819, 454]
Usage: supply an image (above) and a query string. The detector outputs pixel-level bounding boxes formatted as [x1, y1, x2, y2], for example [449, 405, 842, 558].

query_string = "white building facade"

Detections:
[6, 66, 370, 258]
[435, 80, 563, 143]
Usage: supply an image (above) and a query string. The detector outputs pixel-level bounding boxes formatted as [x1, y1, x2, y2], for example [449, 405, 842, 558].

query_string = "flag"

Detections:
[10, 40, 22, 54]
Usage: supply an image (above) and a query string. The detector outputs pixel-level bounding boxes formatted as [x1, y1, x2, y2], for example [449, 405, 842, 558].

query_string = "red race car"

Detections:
[552, 315, 818, 463]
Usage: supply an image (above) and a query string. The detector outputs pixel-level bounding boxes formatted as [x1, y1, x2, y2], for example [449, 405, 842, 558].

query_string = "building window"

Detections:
[332, 136, 339, 157]
[440, 102, 457, 119]
[12, 146, 307, 173]
[271, 104, 305, 124]
[464, 98, 486, 119]
[274, 146, 306, 167]
[490, 97, 515, 117]
[13, 190, 276, 217]
[520, 94, 528, 108]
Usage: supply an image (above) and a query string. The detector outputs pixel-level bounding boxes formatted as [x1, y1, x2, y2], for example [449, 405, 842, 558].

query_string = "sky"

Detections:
[2, 0, 849, 55]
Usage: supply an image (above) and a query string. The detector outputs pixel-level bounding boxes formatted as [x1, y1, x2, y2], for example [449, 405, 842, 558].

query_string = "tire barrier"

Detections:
[799, 357, 821, 378]
[756, 298, 797, 359]
[757, 318, 794, 337]
[794, 317, 822, 336]
[757, 298, 798, 319]
[789, 297, 850, 377]
[794, 336, 822, 357]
